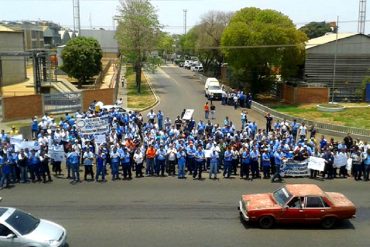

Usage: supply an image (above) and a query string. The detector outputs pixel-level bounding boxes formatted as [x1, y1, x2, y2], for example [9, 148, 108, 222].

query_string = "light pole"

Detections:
[331, 16, 339, 103]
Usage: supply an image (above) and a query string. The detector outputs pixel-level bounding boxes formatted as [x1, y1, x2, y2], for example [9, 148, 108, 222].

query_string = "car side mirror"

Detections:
[6, 234, 15, 239]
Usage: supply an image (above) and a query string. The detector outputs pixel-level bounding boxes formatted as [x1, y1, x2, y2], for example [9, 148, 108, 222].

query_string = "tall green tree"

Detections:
[299, 21, 335, 39]
[221, 7, 307, 94]
[195, 11, 232, 76]
[61, 37, 102, 88]
[116, 0, 161, 93]
[157, 32, 175, 60]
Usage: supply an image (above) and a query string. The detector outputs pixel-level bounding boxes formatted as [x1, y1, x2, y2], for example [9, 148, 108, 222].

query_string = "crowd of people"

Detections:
[0, 100, 369, 190]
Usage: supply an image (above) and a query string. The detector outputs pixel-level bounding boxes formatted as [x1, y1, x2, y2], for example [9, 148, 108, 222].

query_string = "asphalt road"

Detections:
[1, 177, 369, 247]
[147, 65, 266, 129]
[2, 66, 369, 247]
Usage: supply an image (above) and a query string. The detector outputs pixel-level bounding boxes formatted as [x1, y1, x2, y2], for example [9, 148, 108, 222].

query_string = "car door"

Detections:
[303, 196, 327, 223]
[279, 197, 305, 223]
[0, 224, 22, 247]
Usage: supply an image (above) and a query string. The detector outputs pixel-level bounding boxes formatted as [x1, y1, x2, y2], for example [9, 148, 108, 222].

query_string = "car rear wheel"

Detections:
[258, 216, 275, 229]
[321, 217, 337, 229]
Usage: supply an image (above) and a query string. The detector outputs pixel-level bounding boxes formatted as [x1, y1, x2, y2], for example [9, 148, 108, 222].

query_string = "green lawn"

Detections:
[272, 105, 370, 129]
[126, 66, 156, 109]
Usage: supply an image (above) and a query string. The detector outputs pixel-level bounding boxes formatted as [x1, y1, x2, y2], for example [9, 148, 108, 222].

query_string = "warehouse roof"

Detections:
[305, 33, 358, 49]
[0, 24, 16, 32]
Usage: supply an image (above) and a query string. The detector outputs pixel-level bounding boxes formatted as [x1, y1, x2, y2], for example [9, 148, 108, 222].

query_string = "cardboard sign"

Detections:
[94, 134, 107, 144]
[308, 156, 326, 172]
[49, 145, 65, 162]
[182, 109, 194, 121]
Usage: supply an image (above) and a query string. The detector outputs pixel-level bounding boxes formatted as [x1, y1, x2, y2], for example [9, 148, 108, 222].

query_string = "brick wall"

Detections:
[283, 85, 296, 104]
[82, 88, 114, 111]
[282, 84, 328, 104]
[2, 94, 43, 121]
[295, 87, 329, 104]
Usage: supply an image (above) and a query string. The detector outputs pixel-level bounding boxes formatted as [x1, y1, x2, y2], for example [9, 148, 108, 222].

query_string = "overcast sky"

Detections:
[0, 0, 367, 34]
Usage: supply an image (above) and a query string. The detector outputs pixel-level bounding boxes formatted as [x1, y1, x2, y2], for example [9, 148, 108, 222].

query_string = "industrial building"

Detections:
[0, 26, 27, 86]
[305, 33, 370, 102]
[80, 29, 119, 57]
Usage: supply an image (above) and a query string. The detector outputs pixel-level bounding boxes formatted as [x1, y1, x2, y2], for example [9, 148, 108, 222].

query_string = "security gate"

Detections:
[43, 92, 82, 114]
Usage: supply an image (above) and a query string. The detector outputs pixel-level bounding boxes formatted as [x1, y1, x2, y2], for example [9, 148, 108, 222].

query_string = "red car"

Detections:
[238, 184, 356, 229]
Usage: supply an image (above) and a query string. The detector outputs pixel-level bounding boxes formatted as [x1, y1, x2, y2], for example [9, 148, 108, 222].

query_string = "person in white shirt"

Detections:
[298, 122, 307, 140]
[167, 144, 177, 176]
[133, 148, 144, 177]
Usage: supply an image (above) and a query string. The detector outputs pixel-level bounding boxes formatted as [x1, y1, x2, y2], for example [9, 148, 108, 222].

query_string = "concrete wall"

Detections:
[282, 84, 329, 104]
[0, 31, 27, 85]
[82, 88, 114, 111]
[2, 95, 43, 121]
[80, 30, 119, 56]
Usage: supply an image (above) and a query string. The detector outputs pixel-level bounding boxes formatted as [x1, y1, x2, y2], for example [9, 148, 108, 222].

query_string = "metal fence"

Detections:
[43, 92, 82, 114]
[251, 101, 370, 138]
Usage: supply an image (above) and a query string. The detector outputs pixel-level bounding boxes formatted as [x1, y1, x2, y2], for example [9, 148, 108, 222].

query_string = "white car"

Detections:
[0, 207, 67, 247]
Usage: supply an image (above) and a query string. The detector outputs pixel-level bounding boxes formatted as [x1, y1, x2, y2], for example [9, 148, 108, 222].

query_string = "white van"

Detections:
[204, 78, 224, 100]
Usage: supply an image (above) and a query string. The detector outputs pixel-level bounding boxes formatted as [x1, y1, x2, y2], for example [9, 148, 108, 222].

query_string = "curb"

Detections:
[133, 70, 160, 113]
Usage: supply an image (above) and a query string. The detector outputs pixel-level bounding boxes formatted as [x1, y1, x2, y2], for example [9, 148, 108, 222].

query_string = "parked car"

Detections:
[0, 207, 67, 246]
[184, 60, 193, 70]
[238, 184, 356, 229]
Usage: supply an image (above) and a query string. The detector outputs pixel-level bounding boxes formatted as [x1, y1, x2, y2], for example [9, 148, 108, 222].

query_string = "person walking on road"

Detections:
[209, 149, 219, 179]
[83, 149, 95, 181]
[204, 102, 210, 119]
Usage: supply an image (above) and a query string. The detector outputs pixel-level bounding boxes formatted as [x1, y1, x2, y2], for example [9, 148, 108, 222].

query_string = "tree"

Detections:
[61, 37, 102, 88]
[116, 0, 161, 93]
[299, 21, 335, 39]
[157, 32, 175, 61]
[196, 11, 233, 76]
[221, 7, 307, 94]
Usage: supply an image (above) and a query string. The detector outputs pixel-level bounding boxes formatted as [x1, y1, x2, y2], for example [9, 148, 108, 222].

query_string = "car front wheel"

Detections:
[258, 216, 275, 229]
[321, 217, 337, 229]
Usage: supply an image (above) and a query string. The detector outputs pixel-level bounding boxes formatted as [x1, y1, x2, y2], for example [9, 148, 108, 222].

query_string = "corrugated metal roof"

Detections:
[0, 24, 15, 32]
[305, 33, 358, 49]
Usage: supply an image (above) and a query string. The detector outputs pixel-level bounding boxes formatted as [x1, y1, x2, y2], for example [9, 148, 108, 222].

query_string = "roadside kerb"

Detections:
[130, 71, 159, 112]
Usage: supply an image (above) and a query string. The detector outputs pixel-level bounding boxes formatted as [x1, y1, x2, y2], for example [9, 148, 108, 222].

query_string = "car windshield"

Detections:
[209, 86, 221, 90]
[273, 187, 292, 206]
[6, 210, 40, 235]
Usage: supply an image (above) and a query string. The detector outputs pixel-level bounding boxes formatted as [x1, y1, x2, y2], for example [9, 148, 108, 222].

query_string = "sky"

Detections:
[0, 0, 368, 34]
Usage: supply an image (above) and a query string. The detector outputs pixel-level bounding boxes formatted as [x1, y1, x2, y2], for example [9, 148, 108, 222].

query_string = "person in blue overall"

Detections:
[156, 145, 167, 176]
[193, 145, 205, 179]
[209, 149, 219, 179]
[157, 110, 164, 130]
[250, 146, 260, 179]
[186, 142, 196, 175]
[121, 147, 132, 179]
[240, 147, 251, 180]
[177, 147, 186, 179]
[110, 146, 121, 181]
[261, 149, 271, 179]
[223, 146, 233, 178]
[68, 149, 80, 182]
[363, 148, 370, 181]
[31, 117, 39, 139]
[95, 149, 107, 182]
[271, 148, 284, 183]
[28, 149, 41, 182]
[0, 155, 10, 189]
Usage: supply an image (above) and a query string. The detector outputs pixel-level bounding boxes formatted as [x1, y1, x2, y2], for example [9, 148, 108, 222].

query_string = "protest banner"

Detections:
[49, 145, 65, 162]
[94, 134, 107, 144]
[76, 116, 110, 135]
[334, 153, 348, 168]
[182, 109, 194, 121]
[281, 159, 309, 177]
[346, 158, 353, 171]
[11, 137, 40, 152]
[308, 156, 326, 172]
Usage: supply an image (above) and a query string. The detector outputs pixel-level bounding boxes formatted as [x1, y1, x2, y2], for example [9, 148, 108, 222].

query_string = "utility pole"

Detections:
[73, 0, 81, 34]
[358, 0, 367, 34]
[332, 16, 339, 103]
[183, 9, 187, 35]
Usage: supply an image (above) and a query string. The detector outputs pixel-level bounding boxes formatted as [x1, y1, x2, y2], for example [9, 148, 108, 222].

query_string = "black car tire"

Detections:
[258, 216, 275, 229]
[321, 217, 337, 229]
